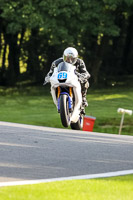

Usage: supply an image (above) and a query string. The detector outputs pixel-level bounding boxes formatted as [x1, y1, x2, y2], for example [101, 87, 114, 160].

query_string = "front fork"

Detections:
[57, 87, 73, 113]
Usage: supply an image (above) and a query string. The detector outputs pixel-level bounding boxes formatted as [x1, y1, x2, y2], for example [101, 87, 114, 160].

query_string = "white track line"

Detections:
[0, 170, 133, 187]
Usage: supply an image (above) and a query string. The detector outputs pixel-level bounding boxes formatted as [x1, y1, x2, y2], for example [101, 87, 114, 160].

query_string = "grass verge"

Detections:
[0, 85, 133, 135]
[0, 175, 133, 200]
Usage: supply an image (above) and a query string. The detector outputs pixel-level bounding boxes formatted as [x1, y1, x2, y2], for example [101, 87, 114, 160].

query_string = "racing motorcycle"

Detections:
[45, 62, 85, 130]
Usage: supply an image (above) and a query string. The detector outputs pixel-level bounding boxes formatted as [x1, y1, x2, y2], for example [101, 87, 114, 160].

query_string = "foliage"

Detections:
[0, 0, 133, 85]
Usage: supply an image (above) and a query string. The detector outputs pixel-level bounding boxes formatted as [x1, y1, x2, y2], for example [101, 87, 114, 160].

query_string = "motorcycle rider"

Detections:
[44, 47, 91, 107]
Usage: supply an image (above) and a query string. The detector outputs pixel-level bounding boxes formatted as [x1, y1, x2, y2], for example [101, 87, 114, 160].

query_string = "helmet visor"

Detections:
[64, 55, 77, 64]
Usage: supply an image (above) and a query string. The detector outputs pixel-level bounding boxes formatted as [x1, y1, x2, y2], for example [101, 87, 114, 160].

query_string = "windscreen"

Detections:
[58, 62, 71, 72]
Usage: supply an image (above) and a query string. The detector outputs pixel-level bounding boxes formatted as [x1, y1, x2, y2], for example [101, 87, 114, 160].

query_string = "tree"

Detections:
[0, 0, 133, 86]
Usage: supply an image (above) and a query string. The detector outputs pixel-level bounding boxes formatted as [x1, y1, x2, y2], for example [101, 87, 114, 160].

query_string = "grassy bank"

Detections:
[0, 175, 133, 200]
[86, 87, 133, 135]
[0, 85, 132, 135]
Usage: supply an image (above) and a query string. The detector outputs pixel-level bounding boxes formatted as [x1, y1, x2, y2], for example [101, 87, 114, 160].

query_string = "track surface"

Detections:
[0, 122, 133, 182]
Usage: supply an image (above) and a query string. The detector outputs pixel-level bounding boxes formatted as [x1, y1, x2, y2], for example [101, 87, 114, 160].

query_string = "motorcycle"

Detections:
[46, 61, 85, 130]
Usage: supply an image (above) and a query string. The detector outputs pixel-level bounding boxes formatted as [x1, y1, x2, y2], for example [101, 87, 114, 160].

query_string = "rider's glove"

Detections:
[78, 76, 86, 84]
[75, 71, 87, 84]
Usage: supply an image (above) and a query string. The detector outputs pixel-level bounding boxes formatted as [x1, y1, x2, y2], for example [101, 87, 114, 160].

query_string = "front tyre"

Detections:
[60, 95, 70, 127]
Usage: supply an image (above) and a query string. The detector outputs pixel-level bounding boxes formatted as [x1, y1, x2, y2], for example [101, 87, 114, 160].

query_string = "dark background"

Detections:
[0, 0, 133, 87]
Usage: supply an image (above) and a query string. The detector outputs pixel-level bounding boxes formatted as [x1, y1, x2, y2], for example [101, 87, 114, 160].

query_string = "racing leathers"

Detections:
[45, 57, 91, 107]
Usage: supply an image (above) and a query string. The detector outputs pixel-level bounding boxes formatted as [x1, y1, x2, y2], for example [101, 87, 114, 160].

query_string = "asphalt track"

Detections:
[0, 121, 133, 183]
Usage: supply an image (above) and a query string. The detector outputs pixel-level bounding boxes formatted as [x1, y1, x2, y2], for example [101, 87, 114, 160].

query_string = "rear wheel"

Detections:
[60, 95, 70, 127]
[70, 115, 83, 130]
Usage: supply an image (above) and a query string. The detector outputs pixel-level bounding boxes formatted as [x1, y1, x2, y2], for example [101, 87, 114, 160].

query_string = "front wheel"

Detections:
[70, 115, 83, 130]
[60, 95, 70, 127]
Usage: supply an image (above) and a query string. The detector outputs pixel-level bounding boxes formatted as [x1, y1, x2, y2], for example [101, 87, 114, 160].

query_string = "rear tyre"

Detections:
[60, 95, 70, 127]
[70, 115, 83, 130]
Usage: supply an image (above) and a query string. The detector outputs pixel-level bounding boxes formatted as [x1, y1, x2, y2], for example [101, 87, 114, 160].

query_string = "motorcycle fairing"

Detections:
[50, 62, 82, 123]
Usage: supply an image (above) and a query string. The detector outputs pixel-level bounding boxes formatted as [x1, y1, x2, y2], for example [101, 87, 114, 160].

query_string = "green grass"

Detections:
[86, 87, 133, 135]
[0, 175, 133, 200]
[0, 85, 133, 135]
[0, 86, 62, 128]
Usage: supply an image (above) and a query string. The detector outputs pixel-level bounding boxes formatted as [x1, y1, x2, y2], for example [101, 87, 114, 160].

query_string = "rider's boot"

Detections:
[81, 93, 88, 115]
[82, 96, 88, 107]
[82, 92, 88, 107]
[80, 81, 89, 115]
[81, 82, 89, 107]
[81, 107, 85, 115]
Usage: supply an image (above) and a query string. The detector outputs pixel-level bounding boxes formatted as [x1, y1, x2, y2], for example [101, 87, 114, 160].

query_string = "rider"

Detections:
[44, 47, 91, 107]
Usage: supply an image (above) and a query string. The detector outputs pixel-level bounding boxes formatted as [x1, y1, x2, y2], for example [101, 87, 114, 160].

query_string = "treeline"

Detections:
[0, 0, 133, 86]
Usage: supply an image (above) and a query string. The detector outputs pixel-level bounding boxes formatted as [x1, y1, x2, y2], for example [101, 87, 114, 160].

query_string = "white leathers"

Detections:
[50, 62, 82, 123]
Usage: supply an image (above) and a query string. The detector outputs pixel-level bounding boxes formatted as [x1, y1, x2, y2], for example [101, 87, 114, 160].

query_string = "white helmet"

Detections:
[63, 47, 78, 64]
